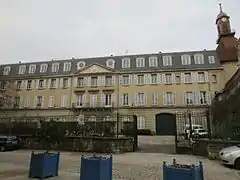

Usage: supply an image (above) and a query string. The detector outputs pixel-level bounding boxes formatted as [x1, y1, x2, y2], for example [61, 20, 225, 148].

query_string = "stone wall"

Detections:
[20, 136, 134, 153]
[193, 139, 240, 159]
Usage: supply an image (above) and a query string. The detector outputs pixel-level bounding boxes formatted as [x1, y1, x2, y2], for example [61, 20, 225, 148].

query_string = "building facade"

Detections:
[0, 4, 239, 134]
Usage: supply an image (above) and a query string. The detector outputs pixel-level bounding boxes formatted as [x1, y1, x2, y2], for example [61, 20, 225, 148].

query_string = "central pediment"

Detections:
[75, 63, 114, 74]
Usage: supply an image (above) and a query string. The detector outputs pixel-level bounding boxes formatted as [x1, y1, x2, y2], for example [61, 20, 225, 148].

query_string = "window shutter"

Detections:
[83, 77, 88, 86]
[112, 75, 115, 85]
[56, 78, 59, 88]
[82, 94, 87, 106]
[181, 73, 185, 83]
[206, 91, 211, 104]
[25, 80, 28, 89]
[173, 92, 176, 105]
[134, 93, 138, 106]
[144, 93, 147, 105]
[128, 93, 132, 106]
[163, 92, 166, 105]
[48, 79, 51, 88]
[97, 76, 102, 86]
[191, 72, 196, 83]
[67, 78, 71, 87]
[73, 77, 77, 87]
[19, 96, 23, 108]
[43, 80, 46, 88]
[144, 74, 148, 84]
[183, 91, 186, 105]
[194, 92, 200, 105]
[102, 76, 105, 86]
[120, 93, 123, 106]
[21, 81, 25, 90]
[162, 74, 166, 84]
[42, 96, 44, 108]
[128, 75, 132, 85]
[204, 72, 209, 82]
[133, 75, 137, 85]
[171, 73, 175, 84]
[100, 94, 105, 106]
[34, 96, 38, 107]
[61, 95, 66, 107]
[119, 75, 123, 85]
[157, 74, 162, 84]
[59, 78, 63, 88]
[111, 94, 115, 106]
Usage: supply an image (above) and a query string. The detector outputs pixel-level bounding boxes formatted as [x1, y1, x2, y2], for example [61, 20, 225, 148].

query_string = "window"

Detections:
[91, 77, 97, 86]
[105, 94, 112, 106]
[36, 96, 42, 106]
[163, 56, 172, 66]
[175, 75, 180, 84]
[122, 58, 130, 68]
[18, 65, 26, 74]
[199, 91, 207, 104]
[50, 79, 56, 88]
[77, 61, 86, 69]
[14, 97, 20, 107]
[208, 56, 215, 64]
[63, 62, 71, 71]
[90, 94, 97, 107]
[136, 93, 145, 106]
[17, 81, 21, 90]
[63, 78, 68, 88]
[212, 74, 217, 83]
[106, 59, 115, 68]
[24, 96, 30, 107]
[136, 57, 145, 68]
[151, 74, 157, 84]
[61, 95, 68, 107]
[0, 81, 5, 89]
[123, 93, 128, 106]
[88, 115, 96, 122]
[149, 56, 158, 67]
[194, 54, 204, 64]
[52, 63, 59, 72]
[40, 64, 48, 73]
[29, 65, 36, 74]
[76, 94, 84, 106]
[77, 77, 84, 87]
[48, 96, 55, 107]
[3, 66, 11, 75]
[181, 55, 191, 65]
[39, 80, 44, 88]
[137, 75, 144, 85]
[197, 72, 205, 83]
[163, 92, 175, 105]
[184, 73, 191, 83]
[27, 80, 32, 89]
[105, 76, 112, 86]
[152, 93, 158, 105]
[165, 74, 172, 84]
[137, 117, 145, 129]
[122, 75, 129, 85]
[184, 92, 194, 105]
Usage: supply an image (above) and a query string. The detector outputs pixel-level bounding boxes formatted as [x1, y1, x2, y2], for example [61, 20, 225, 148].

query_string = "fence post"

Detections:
[206, 109, 212, 139]
[188, 111, 192, 146]
[116, 112, 119, 138]
[133, 115, 138, 151]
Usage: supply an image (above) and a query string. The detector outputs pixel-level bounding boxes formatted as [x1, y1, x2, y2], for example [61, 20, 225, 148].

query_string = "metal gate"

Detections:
[175, 110, 211, 153]
[155, 113, 176, 135]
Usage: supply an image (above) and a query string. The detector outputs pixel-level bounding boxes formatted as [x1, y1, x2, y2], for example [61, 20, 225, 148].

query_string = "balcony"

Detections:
[72, 102, 115, 111]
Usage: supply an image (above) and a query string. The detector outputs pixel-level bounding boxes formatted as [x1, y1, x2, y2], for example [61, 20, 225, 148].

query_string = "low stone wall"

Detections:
[20, 136, 134, 153]
[193, 139, 240, 159]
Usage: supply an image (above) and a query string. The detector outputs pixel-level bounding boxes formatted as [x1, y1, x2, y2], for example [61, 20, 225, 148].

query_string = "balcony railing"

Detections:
[72, 102, 115, 108]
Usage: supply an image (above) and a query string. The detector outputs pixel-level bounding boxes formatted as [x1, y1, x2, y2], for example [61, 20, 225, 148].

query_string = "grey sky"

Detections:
[0, 0, 239, 64]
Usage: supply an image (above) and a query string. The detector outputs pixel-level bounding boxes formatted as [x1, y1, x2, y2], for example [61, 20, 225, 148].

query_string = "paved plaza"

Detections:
[0, 150, 240, 180]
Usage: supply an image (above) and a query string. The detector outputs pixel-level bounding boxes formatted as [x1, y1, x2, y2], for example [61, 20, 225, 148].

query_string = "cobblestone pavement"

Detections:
[0, 150, 240, 180]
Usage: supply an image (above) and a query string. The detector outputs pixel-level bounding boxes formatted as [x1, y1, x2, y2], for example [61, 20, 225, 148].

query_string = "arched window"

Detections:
[88, 115, 96, 122]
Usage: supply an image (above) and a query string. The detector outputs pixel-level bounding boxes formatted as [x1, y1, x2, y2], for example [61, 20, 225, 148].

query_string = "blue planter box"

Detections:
[163, 159, 204, 180]
[80, 154, 112, 180]
[28, 151, 60, 179]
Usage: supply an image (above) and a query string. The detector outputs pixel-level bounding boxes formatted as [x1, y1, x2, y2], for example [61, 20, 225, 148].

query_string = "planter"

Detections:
[80, 154, 112, 180]
[28, 151, 60, 179]
[163, 159, 204, 180]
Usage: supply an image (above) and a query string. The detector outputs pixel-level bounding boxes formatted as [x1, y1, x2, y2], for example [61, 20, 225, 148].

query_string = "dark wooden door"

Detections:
[155, 113, 176, 135]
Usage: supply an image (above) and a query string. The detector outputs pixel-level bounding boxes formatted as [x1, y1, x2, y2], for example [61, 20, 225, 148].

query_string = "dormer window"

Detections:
[29, 64, 36, 74]
[52, 63, 59, 73]
[3, 66, 11, 75]
[18, 65, 26, 74]
[208, 56, 215, 64]
[40, 64, 48, 73]
[122, 58, 130, 69]
[63, 62, 71, 72]
[149, 56, 158, 67]
[194, 54, 204, 64]
[162, 56, 172, 66]
[181, 54, 191, 65]
[106, 59, 115, 69]
[136, 57, 145, 68]
[77, 61, 86, 70]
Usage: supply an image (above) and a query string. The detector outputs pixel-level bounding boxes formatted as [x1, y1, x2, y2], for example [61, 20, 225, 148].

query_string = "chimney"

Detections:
[19, 61, 21, 63]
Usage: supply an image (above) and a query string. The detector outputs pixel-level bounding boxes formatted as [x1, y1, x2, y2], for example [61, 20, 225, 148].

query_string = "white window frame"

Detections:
[149, 56, 158, 67]
[194, 54, 204, 64]
[136, 57, 145, 68]
[105, 94, 112, 106]
[122, 58, 130, 68]
[48, 96, 55, 107]
[151, 74, 157, 84]
[184, 73, 192, 83]
[165, 74, 172, 84]
[77, 61, 86, 70]
[52, 63, 59, 73]
[18, 65, 26, 74]
[164, 92, 175, 105]
[197, 72, 205, 83]
[162, 56, 172, 66]
[208, 56, 215, 64]
[29, 64, 36, 74]
[3, 66, 11, 75]
[184, 92, 194, 105]
[106, 59, 115, 68]
[122, 75, 129, 85]
[61, 95, 68, 107]
[137, 93, 145, 106]
[181, 54, 191, 65]
[137, 117, 146, 129]
[76, 95, 84, 107]
[137, 75, 144, 85]
[90, 94, 97, 107]
[63, 62, 71, 72]
[152, 93, 158, 105]
[123, 93, 129, 106]
[40, 64, 48, 73]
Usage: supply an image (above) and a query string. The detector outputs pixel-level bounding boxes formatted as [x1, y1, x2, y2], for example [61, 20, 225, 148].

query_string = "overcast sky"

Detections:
[0, 0, 239, 64]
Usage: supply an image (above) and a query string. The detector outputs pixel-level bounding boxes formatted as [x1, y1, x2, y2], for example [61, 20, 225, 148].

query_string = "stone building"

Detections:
[0, 4, 239, 134]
